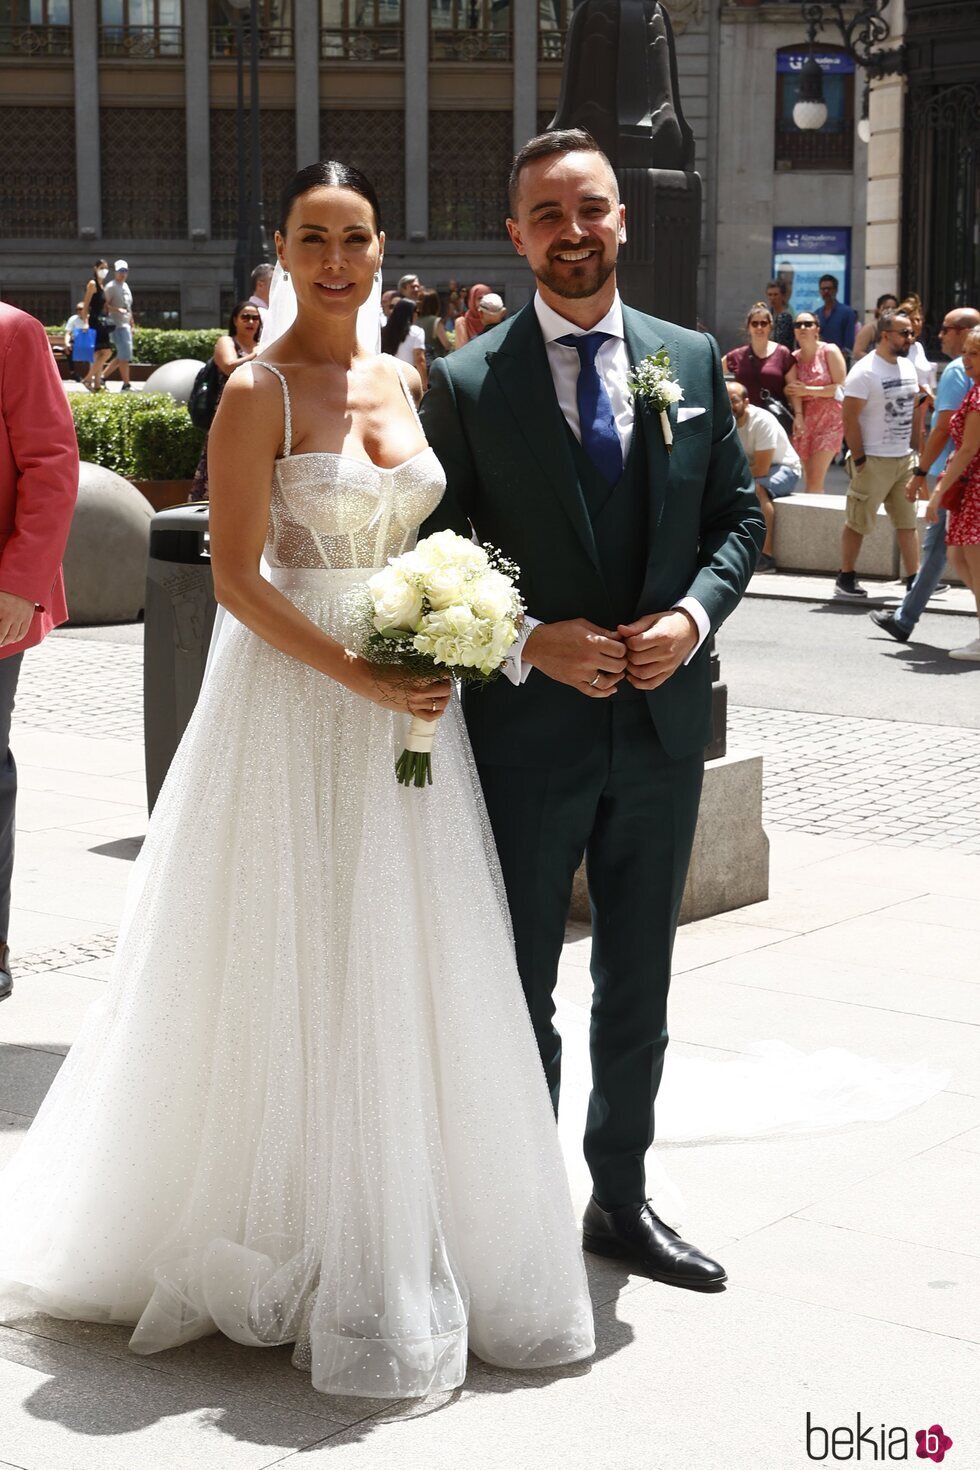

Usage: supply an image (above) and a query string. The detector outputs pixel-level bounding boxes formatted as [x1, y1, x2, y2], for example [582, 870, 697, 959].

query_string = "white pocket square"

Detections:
[677, 406, 706, 422]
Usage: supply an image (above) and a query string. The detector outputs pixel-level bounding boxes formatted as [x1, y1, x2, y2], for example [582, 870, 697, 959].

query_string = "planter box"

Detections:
[132, 479, 194, 512]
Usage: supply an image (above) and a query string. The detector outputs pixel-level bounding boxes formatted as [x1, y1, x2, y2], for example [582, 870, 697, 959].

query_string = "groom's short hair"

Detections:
[508, 128, 617, 215]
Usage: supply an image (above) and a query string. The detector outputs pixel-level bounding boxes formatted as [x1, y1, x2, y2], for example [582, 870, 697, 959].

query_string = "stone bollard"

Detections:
[143, 358, 205, 405]
[62, 462, 153, 624]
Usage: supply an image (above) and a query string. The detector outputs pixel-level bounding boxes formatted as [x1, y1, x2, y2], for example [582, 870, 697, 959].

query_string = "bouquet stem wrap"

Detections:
[397, 716, 438, 788]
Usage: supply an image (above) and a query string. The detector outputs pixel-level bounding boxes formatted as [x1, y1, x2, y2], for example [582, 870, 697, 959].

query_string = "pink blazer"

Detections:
[0, 302, 79, 658]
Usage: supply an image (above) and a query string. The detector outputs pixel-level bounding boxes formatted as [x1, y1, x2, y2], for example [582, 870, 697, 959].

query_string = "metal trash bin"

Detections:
[143, 503, 215, 812]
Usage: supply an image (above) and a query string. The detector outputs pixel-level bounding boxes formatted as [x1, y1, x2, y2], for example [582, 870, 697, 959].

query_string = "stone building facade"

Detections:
[5, 0, 968, 343]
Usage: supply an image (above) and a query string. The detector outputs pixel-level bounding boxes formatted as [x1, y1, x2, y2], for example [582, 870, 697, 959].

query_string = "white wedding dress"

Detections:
[0, 363, 595, 1398]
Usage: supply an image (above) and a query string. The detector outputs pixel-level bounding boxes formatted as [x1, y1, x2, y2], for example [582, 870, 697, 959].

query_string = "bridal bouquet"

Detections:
[358, 530, 524, 788]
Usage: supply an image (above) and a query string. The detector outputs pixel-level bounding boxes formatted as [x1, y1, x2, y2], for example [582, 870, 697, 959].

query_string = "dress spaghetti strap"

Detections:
[255, 361, 292, 458]
[392, 358, 424, 431]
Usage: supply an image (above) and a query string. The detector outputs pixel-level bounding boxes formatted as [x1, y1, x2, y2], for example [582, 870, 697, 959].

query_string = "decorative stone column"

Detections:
[864, 74, 905, 311]
[404, 0, 428, 239]
[184, 0, 211, 238]
[72, 0, 101, 237]
[295, 0, 321, 168]
[512, 0, 538, 153]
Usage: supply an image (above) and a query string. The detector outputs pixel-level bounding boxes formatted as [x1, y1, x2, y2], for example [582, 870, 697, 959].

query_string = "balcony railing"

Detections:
[321, 25, 402, 60]
[538, 27, 565, 61]
[430, 26, 510, 60]
[774, 125, 853, 172]
[210, 23, 293, 58]
[0, 22, 72, 56]
[99, 25, 183, 58]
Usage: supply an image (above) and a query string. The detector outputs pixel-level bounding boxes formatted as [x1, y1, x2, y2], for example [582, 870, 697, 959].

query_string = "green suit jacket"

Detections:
[419, 301, 764, 766]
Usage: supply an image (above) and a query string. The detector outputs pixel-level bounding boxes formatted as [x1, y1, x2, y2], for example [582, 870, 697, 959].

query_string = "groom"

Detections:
[421, 129, 763, 1288]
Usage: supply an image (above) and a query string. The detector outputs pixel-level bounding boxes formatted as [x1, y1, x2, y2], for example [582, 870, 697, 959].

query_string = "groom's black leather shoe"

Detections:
[583, 1197, 727, 1289]
[0, 943, 12, 1003]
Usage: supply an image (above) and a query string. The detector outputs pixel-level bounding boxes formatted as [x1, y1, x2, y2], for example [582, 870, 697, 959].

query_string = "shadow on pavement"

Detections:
[876, 642, 979, 676]
[88, 836, 144, 862]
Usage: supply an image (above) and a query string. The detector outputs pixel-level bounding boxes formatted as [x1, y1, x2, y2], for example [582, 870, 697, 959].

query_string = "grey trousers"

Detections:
[0, 652, 24, 940]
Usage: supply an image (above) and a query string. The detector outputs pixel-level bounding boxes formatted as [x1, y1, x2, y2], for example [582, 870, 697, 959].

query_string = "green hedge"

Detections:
[70, 392, 205, 480]
[132, 328, 223, 365]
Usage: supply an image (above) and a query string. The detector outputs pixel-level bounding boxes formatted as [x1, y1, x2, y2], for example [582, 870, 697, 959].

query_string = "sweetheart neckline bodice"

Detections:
[278, 446, 437, 475]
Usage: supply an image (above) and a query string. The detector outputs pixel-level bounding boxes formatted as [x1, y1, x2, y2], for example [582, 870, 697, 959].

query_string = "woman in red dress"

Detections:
[927, 326, 980, 660]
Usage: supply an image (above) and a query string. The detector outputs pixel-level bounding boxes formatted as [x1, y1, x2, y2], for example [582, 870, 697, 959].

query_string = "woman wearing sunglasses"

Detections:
[784, 314, 846, 493]
[190, 301, 263, 502]
[722, 303, 795, 411]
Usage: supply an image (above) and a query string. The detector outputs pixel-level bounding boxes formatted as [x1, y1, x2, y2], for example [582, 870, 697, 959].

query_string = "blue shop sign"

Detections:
[777, 50, 855, 74]
[774, 228, 852, 257]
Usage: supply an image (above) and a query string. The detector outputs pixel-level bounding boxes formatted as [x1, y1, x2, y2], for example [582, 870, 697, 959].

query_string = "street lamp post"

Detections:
[225, 0, 270, 300]
[792, 0, 905, 133]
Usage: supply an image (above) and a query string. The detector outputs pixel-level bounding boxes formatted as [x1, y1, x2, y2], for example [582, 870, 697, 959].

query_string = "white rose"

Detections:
[659, 379, 684, 405]
[468, 570, 514, 622]
[412, 529, 488, 574]
[423, 565, 469, 610]
[368, 565, 423, 632]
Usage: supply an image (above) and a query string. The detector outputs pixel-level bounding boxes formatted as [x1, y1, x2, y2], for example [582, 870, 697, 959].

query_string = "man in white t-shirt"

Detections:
[835, 310, 920, 600]
[727, 381, 801, 573]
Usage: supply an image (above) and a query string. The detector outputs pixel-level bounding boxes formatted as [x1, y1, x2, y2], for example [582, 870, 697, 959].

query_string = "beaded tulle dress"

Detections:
[0, 364, 595, 1398]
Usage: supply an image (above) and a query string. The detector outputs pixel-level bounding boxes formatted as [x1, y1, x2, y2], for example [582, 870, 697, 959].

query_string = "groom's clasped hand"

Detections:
[523, 608, 698, 695]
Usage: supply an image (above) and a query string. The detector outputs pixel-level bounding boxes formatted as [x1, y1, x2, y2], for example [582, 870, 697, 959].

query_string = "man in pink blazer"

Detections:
[0, 302, 79, 1000]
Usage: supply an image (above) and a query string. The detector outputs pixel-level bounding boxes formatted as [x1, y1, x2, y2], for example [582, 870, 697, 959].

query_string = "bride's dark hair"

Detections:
[279, 161, 382, 235]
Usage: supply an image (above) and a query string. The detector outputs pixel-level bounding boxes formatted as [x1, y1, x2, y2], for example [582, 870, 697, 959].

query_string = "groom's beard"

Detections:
[534, 243, 617, 301]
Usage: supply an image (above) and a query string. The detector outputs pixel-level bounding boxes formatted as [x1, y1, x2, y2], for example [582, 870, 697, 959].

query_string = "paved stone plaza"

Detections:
[1, 628, 978, 1470]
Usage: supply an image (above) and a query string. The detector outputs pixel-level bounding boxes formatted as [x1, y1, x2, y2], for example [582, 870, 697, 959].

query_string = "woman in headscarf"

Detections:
[453, 283, 491, 350]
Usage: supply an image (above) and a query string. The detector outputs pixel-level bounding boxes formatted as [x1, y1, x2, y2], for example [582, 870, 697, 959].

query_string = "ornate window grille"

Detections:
[0, 0, 72, 55]
[136, 288, 181, 327]
[430, 0, 511, 62]
[0, 105, 76, 236]
[101, 107, 187, 236]
[210, 0, 293, 59]
[99, 0, 182, 57]
[538, 0, 567, 64]
[210, 106, 296, 238]
[774, 44, 854, 172]
[319, 109, 405, 238]
[429, 110, 511, 238]
[0, 289, 70, 324]
[321, 0, 401, 60]
[903, 81, 980, 322]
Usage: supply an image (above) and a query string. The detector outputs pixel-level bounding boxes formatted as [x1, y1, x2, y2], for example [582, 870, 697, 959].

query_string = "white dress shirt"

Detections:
[502, 291, 709, 684]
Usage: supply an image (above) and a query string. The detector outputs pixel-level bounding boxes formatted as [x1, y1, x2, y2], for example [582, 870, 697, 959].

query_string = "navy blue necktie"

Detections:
[556, 331, 624, 487]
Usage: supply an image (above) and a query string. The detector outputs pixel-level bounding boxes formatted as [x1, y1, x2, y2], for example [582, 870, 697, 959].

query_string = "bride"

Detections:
[0, 161, 595, 1398]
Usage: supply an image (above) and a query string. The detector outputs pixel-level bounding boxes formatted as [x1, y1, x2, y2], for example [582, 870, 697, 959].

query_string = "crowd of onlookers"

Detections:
[377, 274, 507, 391]
[722, 275, 980, 660]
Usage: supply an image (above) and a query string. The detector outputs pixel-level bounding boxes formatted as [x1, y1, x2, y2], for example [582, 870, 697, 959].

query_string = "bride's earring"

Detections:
[283, 270, 289, 281]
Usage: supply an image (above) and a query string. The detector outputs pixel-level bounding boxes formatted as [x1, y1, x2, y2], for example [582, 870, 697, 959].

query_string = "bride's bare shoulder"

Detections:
[375, 351, 423, 407]
[211, 357, 288, 454]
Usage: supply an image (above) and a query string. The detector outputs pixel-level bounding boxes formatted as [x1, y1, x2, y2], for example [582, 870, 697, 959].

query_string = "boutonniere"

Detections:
[627, 350, 684, 453]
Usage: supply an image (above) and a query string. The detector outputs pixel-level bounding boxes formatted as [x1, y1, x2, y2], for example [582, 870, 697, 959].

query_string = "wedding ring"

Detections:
[589, 673, 601, 688]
